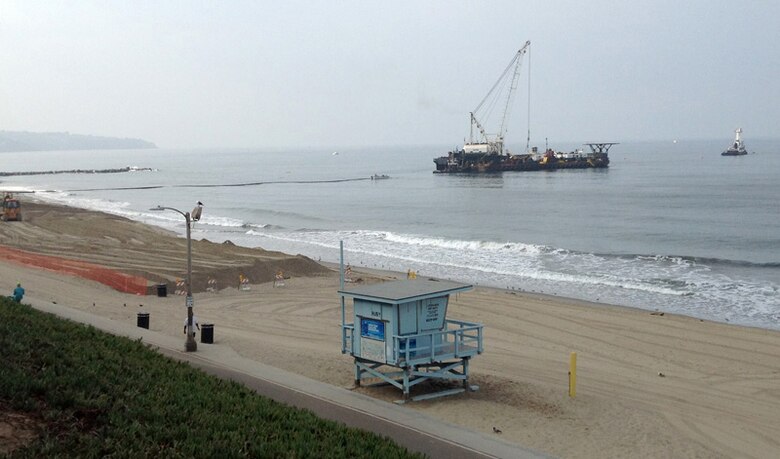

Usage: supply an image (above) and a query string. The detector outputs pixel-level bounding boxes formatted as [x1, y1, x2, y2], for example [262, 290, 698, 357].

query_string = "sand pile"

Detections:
[0, 201, 330, 291]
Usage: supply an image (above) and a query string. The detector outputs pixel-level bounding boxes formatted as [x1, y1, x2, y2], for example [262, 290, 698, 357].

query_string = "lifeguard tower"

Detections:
[340, 278, 484, 402]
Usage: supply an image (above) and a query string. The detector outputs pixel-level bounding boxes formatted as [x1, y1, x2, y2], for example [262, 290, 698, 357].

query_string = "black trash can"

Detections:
[137, 312, 150, 329]
[156, 283, 167, 297]
[201, 323, 214, 344]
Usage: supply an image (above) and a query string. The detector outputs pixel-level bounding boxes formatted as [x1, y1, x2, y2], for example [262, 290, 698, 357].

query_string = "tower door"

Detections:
[398, 302, 417, 335]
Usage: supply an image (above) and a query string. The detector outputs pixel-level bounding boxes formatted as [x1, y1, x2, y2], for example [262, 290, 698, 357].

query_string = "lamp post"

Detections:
[150, 202, 203, 352]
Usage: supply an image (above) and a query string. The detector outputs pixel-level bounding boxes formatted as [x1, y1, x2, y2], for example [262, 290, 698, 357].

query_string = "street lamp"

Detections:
[150, 202, 203, 352]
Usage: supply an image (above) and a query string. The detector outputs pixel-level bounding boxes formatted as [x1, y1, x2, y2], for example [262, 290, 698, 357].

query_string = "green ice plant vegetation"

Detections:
[0, 297, 423, 458]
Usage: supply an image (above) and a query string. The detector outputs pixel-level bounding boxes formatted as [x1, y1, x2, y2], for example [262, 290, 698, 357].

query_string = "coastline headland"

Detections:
[0, 130, 156, 152]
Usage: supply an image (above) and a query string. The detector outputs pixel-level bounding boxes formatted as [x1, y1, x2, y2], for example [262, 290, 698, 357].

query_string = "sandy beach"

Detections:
[2, 201, 780, 458]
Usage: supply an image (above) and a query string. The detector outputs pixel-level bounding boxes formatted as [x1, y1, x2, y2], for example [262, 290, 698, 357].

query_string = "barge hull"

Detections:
[433, 152, 609, 173]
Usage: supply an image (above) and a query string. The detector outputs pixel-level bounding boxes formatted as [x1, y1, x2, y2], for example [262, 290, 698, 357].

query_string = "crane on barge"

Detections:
[464, 40, 531, 157]
[434, 41, 618, 173]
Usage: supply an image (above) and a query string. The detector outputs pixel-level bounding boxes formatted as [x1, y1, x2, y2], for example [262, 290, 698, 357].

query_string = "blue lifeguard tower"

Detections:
[340, 278, 484, 402]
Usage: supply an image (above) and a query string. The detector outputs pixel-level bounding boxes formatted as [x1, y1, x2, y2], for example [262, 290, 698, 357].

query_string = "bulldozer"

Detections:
[2, 192, 22, 221]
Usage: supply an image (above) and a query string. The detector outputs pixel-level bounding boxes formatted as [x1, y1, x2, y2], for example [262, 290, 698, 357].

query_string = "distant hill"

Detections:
[0, 130, 156, 152]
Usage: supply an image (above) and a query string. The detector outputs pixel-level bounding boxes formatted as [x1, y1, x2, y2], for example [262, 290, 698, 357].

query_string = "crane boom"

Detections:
[468, 41, 530, 155]
[499, 41, 530, 141]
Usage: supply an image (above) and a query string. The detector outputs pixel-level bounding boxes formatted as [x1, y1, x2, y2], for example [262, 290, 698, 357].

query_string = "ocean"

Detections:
[1, 139, 779, 330]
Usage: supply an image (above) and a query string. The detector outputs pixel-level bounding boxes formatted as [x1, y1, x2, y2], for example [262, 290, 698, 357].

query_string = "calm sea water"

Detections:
[2, 139, 779, 329]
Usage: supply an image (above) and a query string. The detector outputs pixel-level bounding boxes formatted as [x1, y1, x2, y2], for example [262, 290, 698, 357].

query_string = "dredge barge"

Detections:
[434, 143, 616, 173]
[433, 40, 617, 173]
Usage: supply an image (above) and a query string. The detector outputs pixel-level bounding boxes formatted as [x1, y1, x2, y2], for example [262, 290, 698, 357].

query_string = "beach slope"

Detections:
[2, 201, 779, 458]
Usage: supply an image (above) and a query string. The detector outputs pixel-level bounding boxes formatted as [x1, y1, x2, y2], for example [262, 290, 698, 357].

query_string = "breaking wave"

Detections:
[236, 228, 780, 329]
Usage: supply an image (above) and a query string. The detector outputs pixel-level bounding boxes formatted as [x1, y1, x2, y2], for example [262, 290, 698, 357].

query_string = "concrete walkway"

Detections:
[27, 298, 548, 459]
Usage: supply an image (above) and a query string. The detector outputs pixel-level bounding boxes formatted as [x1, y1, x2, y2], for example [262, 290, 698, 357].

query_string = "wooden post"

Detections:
[568, 352, 577, 398]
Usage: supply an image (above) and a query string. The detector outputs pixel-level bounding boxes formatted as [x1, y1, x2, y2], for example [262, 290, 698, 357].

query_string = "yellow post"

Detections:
[568, 352, 577, 397]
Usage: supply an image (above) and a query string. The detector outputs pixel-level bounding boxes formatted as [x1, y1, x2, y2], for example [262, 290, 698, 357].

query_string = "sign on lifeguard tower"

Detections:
[340, 278, 484, 402]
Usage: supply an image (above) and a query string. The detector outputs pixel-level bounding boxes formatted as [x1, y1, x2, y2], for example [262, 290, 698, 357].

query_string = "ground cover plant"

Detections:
[0, 297, 422, 458]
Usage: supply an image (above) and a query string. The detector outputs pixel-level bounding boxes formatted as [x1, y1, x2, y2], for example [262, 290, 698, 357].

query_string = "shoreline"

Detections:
[327, 260, 775, 335]
[3, 200, 780, 457]
[12, 191, 780, 332]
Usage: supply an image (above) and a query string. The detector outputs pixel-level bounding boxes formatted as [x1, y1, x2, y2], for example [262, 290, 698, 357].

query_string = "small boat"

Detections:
[721, 128, 748, 156]
[370, 174, 390, 180]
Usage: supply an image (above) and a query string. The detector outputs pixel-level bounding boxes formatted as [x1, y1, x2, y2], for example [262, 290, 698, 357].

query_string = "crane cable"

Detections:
[526, 44, 531, 152]
[473, 50, 521, 115]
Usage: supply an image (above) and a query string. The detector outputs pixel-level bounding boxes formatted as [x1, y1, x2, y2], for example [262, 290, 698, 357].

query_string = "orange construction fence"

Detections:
[0, 245, 150, 295]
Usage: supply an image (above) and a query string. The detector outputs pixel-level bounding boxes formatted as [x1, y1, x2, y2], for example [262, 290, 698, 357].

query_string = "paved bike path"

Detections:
[28, 298, 548, 459]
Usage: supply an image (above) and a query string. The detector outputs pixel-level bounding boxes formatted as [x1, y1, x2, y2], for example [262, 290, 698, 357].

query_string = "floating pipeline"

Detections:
[0, 166, 153, 177]
[54, 177, 371, 192]
[0, 245, 151, 295]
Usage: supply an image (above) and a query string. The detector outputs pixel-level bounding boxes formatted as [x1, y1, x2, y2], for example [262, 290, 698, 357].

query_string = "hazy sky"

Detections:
[1, 1, 778, 149]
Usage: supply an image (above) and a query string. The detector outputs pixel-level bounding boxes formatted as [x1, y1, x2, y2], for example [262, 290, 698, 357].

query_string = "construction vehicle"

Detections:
[2, 192, 23, 221]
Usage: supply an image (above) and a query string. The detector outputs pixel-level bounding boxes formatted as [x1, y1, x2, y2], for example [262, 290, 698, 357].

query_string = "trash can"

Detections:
[137, 312, 150, 329]
[156, 283, 167, 297]
[201, 323, 214, 344]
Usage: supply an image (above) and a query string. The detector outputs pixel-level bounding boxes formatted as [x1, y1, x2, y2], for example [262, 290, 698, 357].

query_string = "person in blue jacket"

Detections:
[12, 283, 24, 303]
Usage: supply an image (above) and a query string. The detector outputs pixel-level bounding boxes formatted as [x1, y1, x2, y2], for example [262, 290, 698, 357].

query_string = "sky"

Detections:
[1, 1, 778, 149]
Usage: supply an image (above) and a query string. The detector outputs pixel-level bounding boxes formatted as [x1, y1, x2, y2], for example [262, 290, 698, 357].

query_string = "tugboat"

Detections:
[721, 128, 748, 156]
